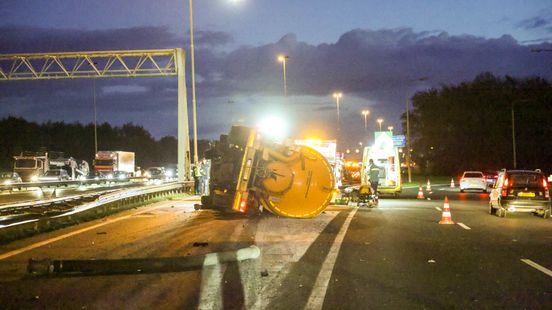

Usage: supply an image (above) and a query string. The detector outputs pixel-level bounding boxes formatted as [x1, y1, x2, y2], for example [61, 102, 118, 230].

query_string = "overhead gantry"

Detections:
[0, 48, 191, 181]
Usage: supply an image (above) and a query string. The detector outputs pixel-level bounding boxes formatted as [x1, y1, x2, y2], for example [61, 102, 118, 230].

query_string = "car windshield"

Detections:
[45, 170, 61, 176]
[509, 172, 543, 187]
[464, 172, 483, 178]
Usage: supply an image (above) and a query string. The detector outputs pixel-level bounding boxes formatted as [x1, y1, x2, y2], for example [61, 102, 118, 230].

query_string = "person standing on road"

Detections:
[367, 159, 380, 200]
[193, 163, 202, 195]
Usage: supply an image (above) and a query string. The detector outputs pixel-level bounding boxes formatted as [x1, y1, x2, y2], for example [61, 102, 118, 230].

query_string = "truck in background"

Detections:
[361, 131, 402, 197]
[93, 151, 135, 178]
[13, 150, 67, 182]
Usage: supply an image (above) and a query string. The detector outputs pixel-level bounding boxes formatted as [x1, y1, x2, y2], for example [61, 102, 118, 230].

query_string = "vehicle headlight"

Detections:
[118, 174, 126, 180]
[3, 180, 11, 185]
[166, 171, 174, 177]
[31, 176, 39, 182]
[107, 174, 114, 179]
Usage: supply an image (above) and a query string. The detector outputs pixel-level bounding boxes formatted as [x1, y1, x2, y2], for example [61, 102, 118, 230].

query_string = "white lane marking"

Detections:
[457, 222, 471, 230]
[0, 198, 197, 261]
[198, 254, 226, 310]
[435, 207, 442, 211]
[521, 259, 552, 278]
[305, 207, 358, 310]
[198, 222, 245, 310]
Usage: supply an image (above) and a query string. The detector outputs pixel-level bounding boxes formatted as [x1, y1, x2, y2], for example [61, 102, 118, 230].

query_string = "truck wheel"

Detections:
[200, 195, 212, 207]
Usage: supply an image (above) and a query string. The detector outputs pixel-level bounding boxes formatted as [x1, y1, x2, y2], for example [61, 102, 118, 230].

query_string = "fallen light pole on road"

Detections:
[27, 245, 260, 276]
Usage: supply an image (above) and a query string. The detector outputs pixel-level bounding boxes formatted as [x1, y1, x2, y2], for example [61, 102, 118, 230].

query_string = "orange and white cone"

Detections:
[439, 196, 454, 224]
[450, 178, 455, 188]
[417, 186, 425, 199]
[426, 180, 432, 192]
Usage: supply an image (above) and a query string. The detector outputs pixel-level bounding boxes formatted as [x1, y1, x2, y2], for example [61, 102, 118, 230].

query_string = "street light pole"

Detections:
[406, 98, 412, 183]
[362, 110, 370, 131]
[511, 101, 517, 169]
[377, 118, 383, 131]
[333, 92, 342, 131]
[188, 0, 199, 166]
[278, 55, 289, 96]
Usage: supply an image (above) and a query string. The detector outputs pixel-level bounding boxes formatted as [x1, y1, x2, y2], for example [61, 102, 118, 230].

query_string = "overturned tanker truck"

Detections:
[199, 126, 335, 218]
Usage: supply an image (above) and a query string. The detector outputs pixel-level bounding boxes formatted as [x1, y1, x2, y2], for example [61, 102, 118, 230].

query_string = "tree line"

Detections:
[0, 117, 209, 171]
[404, 73, 552, 175]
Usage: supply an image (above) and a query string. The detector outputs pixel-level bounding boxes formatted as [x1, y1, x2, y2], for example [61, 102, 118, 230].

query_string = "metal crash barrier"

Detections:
[0, 182, 194, 243]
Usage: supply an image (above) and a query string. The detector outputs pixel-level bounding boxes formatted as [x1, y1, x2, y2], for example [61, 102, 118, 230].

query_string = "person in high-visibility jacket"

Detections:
[193, 163, 202, 195]
[367, 159, 380, 201]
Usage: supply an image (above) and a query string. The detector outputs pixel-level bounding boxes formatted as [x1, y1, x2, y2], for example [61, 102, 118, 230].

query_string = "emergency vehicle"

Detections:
[361, 131, 402, 197]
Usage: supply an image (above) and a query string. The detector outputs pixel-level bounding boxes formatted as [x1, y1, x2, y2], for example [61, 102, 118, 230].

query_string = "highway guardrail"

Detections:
[0, 181, 194, 243]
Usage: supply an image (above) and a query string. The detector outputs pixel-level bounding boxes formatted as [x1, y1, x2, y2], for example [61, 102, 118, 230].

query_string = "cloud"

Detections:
[1, 25, 552, 147]
[516, 9, 552, 33]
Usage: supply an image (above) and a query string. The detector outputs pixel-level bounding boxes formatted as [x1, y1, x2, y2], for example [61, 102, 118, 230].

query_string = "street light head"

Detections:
[362, 110, 370, 116]
[388, 126, 394, 131]
[277, 55, 289, 62]
[333, 92, 342, 98]
[377, 118, 383, 124]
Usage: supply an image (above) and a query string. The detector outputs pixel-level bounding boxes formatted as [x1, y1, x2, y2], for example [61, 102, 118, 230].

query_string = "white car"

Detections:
[460, 171, 487, 193]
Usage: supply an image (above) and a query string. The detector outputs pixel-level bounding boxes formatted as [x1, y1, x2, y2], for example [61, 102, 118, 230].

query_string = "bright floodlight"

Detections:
[258, 116, 287, 141]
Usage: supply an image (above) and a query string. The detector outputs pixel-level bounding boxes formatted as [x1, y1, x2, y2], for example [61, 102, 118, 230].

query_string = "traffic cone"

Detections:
[450, 178, 455, 188]
[417, 186, 425, 199]
[426, 179, 432, 192]
[439, 196, 454, 224]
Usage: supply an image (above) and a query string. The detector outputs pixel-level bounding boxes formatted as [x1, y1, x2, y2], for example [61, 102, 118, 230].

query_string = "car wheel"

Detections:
[460, 189, 464, 193]
[543, 208, 551, 219]
[482, 188, 487, 193]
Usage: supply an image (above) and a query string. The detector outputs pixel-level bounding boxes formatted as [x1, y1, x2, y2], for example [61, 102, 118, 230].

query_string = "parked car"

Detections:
[0, 171, 23, 185]
[489, 169, 551, 218]
[36, 169, 70, 181]
[460, 171, 487, 193]
[144, 167, 165, 180]
[483, 170, 499, 188]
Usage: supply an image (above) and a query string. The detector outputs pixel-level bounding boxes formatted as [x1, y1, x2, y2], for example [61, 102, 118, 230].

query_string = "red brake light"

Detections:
[542, 178, 548, 189]
[501, 178, 509, 197]
[239, 198, 248, 213]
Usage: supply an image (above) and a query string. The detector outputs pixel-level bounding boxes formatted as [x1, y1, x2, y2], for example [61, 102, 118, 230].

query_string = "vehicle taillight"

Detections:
[501, 178, 509, 197]
[238, 198, 248, 213]
[543, 178, 549, 199]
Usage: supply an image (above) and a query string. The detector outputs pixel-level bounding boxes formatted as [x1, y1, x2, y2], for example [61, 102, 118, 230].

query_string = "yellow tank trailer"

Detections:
[199, 126, 334, 218]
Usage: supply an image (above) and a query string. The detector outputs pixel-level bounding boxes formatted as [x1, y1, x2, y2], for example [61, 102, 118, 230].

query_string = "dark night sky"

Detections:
[1, 0, 552, 150]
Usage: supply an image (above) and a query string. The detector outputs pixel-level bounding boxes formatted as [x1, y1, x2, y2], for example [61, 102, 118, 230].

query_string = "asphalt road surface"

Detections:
[0, 185, 550, 309]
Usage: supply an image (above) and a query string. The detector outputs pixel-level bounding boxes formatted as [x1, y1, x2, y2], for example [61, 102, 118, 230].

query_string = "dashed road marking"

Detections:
[435, 207, 442, 211]
[305, 207, 358, 310]
[457, 222, 471, 230]
[0, 197, 197, 261]
[521, 259, 552, 278]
